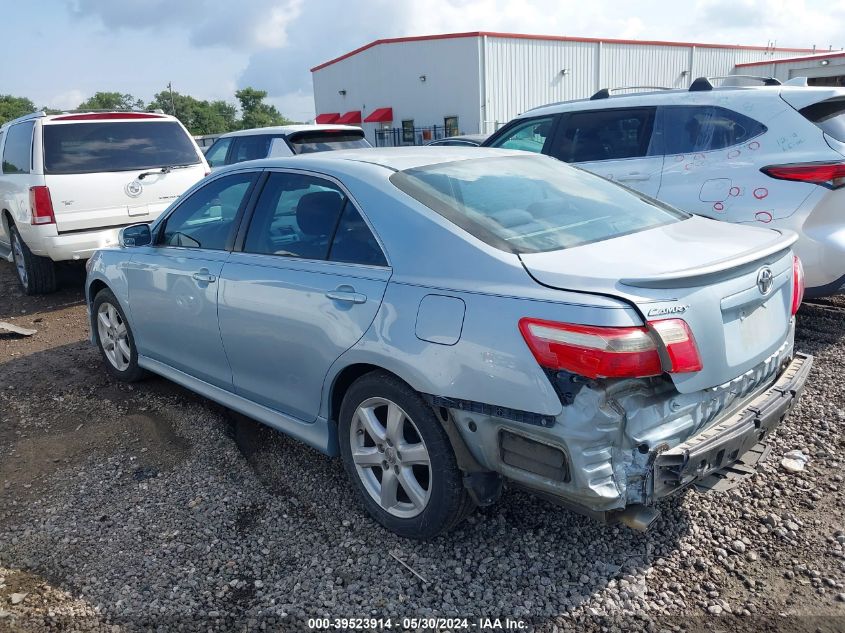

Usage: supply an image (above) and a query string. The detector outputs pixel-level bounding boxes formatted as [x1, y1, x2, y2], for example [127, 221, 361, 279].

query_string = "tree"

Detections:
[0, 95, 36, 125]
[77, 91, 144, 111]
[235, 87, 292, 129]
[148, 89, 238, 136]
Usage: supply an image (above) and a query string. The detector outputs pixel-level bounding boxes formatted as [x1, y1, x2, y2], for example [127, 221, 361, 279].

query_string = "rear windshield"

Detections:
[288, 130, 371, 154]
[43, 121, 200, 174]
[389, 155, 687, 254]
[800, 98, 845, 142]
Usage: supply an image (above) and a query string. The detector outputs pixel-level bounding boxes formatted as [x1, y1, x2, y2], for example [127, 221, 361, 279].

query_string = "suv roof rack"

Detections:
[689, 75, 782, 91]
[590, 86, 672, 100]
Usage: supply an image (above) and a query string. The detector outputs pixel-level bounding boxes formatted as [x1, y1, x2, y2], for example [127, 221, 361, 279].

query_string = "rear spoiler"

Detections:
[621, 230, 797, 288]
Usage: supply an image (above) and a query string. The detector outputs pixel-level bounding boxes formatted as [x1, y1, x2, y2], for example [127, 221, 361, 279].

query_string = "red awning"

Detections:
[336, 110, 362, 125]
[363, 107, 393, 123]
[315, 112, 340, 124]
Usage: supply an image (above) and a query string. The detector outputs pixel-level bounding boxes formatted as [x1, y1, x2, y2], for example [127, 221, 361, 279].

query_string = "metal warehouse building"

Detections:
[310, 31, 819, 144]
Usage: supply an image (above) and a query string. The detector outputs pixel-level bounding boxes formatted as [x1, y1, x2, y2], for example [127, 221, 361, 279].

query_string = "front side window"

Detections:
[160, 173, 254, 250]
[204, 137, 232, 167]
[2, 121, 34, 174]
[556, 108, 656, 163]
[488, 117, 554, 153]
[390, 155, 686, 254]
[43, 121, 199, 174]
[662, 106, 767, 154]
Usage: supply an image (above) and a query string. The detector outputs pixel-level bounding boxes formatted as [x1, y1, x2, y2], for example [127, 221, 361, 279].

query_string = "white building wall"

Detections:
[731, 53, 845, 82]
[312, 37, 481, 142]
[312, 35, 817, 138]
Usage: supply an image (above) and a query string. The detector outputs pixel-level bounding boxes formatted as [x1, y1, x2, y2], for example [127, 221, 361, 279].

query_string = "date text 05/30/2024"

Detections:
[307, 617, 528, 630]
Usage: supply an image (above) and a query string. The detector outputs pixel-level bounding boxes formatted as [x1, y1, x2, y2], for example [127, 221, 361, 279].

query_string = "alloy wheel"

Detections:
[11, 231, 27, 289]
[350, 397, 432, 518]
[97, 302, 131, 371]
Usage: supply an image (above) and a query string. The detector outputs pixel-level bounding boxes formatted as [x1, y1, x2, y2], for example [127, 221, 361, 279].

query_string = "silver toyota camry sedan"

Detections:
[85, 147, 812, 539]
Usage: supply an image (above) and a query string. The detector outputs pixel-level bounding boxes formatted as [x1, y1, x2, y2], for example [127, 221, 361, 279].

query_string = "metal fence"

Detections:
[374, 125, 453, 147]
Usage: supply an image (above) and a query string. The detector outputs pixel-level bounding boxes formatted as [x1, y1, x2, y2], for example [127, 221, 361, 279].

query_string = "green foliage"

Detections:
[148, 89, 238, 136]
[77, 91, 145, 111]
[0, 95, 37, 126]
[236, 87, 293, 129]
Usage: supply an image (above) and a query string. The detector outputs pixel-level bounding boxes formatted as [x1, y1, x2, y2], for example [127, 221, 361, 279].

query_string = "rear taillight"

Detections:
[761, 162, 845, 189]
[29, 186, 55, 225]
[518, 317, 702, 379]
[791, 255, 805, 315]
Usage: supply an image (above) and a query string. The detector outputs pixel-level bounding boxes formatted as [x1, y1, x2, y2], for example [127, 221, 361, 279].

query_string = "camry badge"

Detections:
[647, 304, 689, 317]
[757, 267, 774, 295]
[125, 180, 143, 198]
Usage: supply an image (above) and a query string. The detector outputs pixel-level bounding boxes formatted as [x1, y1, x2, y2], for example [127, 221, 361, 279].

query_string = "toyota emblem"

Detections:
[125, 180, 143, 198]
[757, 267, 774, 295]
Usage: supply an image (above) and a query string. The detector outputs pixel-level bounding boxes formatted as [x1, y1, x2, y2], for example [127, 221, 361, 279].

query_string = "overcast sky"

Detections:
[3, 0, 844, 121]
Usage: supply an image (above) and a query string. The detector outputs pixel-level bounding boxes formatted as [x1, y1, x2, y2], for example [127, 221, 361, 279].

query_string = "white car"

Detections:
[0, 110, 208, 294]
[204, 125, 371, 170]
[485, 77, 845, 297]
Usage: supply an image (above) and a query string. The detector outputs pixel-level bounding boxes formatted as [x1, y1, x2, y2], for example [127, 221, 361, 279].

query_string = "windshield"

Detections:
[389, 155, 687, 253]
[288, 130, 371, 154]
[43, 121, 200, 174]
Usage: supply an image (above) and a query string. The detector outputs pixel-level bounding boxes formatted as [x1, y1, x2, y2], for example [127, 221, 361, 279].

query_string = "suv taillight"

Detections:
[792, 255, 805, 315]
[29, 186, 55, 225]
[518, 317, 702, 379]
[761, 162, 845, 189]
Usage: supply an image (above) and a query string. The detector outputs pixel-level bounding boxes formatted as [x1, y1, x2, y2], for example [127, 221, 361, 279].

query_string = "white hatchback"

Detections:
[485, 78, 845, 297]
[0, 110, 208, 294]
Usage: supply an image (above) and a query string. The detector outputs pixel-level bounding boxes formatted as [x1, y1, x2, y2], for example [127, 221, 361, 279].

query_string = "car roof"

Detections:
[218, 124, 364, 139]
[215, 146, 529, 175]
[1, 110, 183, 130]
[518, 84, 845, 118]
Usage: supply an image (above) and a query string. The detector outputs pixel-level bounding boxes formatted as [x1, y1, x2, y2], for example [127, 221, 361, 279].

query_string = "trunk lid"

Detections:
[519, 216, 796, 393]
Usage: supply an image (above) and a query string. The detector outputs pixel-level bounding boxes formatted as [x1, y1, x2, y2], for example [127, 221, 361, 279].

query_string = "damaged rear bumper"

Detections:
[652, 352, 812, 499]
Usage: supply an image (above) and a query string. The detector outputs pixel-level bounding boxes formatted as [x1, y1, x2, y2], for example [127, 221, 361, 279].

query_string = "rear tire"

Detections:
[93, 288, 146, 382]
[10, 223, 57, 295]
[338, 371, 474, 539]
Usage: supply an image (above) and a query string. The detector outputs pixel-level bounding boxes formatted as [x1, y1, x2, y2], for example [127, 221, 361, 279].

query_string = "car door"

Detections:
[549, 107, 663, 197]
[218, 170, 391, 421]
[125, 171, 258, 388]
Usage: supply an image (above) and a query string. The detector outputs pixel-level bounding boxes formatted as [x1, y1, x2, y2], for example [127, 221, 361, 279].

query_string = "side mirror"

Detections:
[119, 223, 152, 247]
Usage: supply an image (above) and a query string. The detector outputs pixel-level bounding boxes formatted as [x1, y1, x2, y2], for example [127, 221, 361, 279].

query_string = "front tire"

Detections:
[93, 289, 145, 382]
[10, 223, 56, 295]
[339, 371, 473, 539]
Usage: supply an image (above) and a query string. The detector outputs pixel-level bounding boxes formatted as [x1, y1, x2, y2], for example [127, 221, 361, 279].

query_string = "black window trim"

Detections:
[231, 167, 391, 268]
[549, 105, 660, 164]
[153, 169, 261, 252]
[483, 114, 562, 155]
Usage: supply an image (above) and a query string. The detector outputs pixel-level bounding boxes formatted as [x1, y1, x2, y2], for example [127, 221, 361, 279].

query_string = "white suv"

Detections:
[204, 124, 371, 171]
[485, 77, 845, 297]
[0, 110, 208, 294]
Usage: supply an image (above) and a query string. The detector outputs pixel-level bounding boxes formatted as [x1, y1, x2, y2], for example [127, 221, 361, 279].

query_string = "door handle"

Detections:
[192, 269, 217, 284]
[326, 286, 367, 304]
[616, 173, 651, 182]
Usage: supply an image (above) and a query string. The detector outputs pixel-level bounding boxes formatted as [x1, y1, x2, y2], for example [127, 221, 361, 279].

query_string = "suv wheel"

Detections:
[93, 288, 145, 382]
[10, 223, 57, 295]
[339, 371, 474, 538]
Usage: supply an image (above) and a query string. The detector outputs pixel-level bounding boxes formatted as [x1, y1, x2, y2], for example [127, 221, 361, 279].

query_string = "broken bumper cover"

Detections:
[653, 353, 812, 499]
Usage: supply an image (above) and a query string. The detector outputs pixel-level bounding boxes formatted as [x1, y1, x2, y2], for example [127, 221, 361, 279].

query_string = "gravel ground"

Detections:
[1, 259, 844, 632]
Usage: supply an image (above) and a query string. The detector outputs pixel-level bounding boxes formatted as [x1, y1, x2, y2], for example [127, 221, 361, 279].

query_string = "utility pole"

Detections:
[168, 82, 176, 116]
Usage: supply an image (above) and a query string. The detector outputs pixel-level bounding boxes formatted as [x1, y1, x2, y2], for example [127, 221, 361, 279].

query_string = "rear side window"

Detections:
[43, 121, 199, 175]
[390, 155, 686, 254]
[2, 121, 34, 174]
[231, 135, 276, 163]
[287, 130, 371, 154]
[800, 98, 845, 143]
[555, 108, 656, 163]
[661, 106, 766, 155]
[488, 117, 554, 153]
